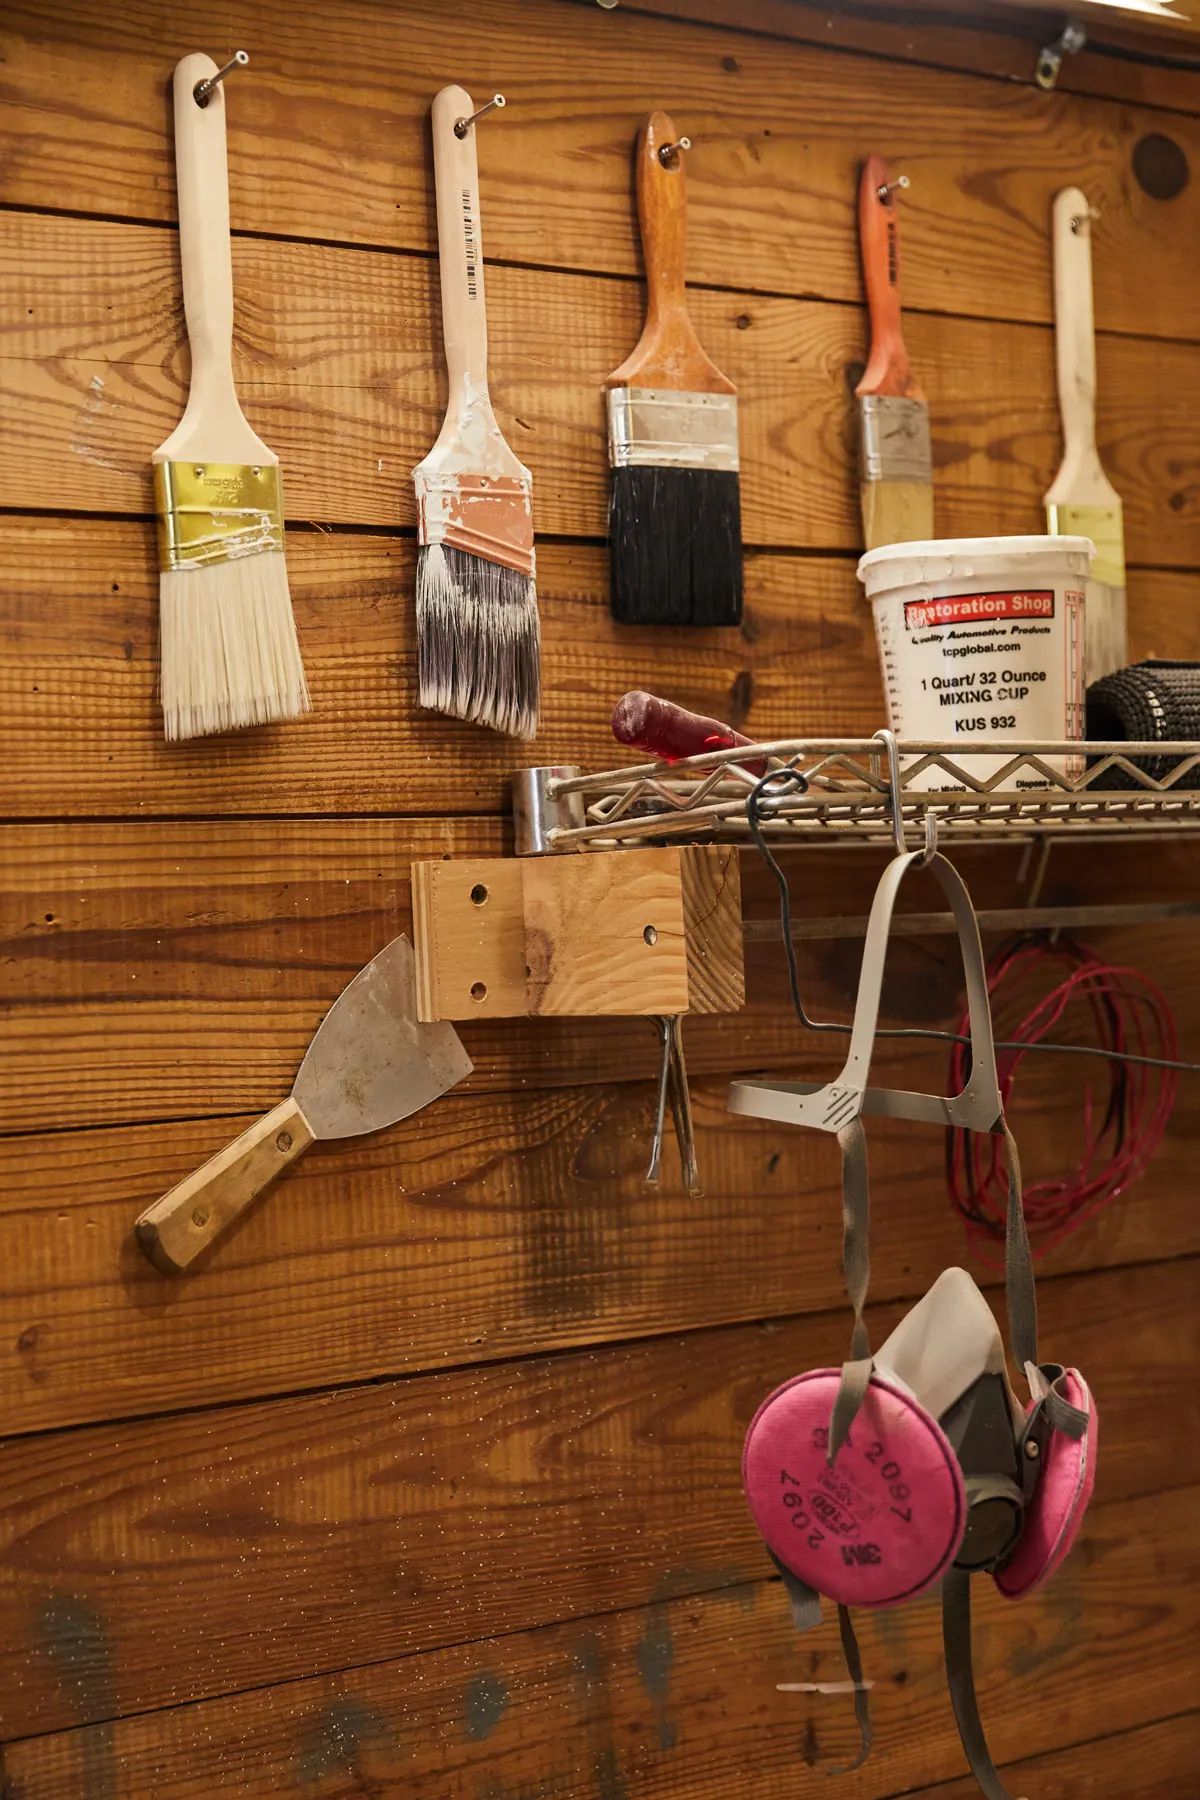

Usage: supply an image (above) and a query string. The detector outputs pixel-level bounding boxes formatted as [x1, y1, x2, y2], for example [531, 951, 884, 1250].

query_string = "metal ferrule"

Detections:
[607, 387, 739, 472]
[154, 461, 284, 573]
[1046, 503, 1125, 587]
[859, 395, 932, 485]
[512, 766, 585, 856]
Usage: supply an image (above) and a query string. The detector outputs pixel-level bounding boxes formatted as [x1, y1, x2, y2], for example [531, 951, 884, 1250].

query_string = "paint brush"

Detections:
[1045, 187, 1127, 681]
[604, 113, 742, 628]
[155, 54, 309, 742]
[855, 156, 933, 551]
[414, 86, 539, 741]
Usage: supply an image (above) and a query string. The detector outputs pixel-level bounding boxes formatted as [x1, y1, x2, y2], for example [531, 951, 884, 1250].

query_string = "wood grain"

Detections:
[0, 1262, 1195, 1736]
[3, 1079, 1198, 1437]
[1, 521, 1196, 824]
[4, 820, 1199, 1133]
[906, 1713, 1200, 1799]
[1, 1549, 1196, 1798]
[0, 522, 883, 819]
[2, 1, 1199, 338]
[4, 216, 1200, 560]
[621, 0, 1200, 115]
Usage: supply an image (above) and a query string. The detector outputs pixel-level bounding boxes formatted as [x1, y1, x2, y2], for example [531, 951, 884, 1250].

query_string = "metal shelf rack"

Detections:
[513, 737, 1200, 858]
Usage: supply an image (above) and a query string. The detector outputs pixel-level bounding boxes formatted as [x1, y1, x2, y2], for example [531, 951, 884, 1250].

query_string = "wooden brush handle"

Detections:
[161, 54, 266, 463]
[430, 86, 491, 400]
[135, 1096, 315, 1273]
[1052, 186, 1099, 457]
[606, 112, 733, 395]
[856, 155, 922, 400]
[171, 55, 238, 402]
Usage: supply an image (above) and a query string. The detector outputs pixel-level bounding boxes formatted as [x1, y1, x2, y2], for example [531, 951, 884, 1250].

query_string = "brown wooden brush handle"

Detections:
[605, 112, 734, 395]
[430, 85, 491, 400]
[134, 1096, 315, 1274]
[856, 155, 923, 401]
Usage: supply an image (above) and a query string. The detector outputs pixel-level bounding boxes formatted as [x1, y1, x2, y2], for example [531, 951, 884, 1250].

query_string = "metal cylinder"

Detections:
[511, 766, 585, 855]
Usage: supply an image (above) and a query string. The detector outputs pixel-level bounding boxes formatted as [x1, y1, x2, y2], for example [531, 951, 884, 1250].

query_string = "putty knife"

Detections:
[135, 934, 472, 1273]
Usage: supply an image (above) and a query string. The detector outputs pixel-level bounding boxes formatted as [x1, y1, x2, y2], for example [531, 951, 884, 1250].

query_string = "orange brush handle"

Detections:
[605, 112, 733, 395]
[856, 155, 923, 401]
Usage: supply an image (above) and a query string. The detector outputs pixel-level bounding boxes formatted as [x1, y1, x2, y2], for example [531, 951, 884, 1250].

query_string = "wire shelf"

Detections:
[523, 738, 1200, 854]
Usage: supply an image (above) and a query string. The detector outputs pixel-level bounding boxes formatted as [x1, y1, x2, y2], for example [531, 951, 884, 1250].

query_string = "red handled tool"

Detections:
[611, 690, 766, 775]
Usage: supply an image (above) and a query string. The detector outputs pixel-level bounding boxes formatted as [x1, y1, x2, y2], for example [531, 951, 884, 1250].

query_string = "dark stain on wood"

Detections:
[295, 1697, 390, 1787]
[36, 1594, 115, 1800]
[464, 1669, 509, 1741]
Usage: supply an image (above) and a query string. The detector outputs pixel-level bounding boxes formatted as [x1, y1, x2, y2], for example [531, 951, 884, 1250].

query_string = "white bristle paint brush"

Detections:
[855, 156, 933, 551]
[604, 112, 742, 627]
[155, 54, 309, 743]
[1045, 187, 1127, 682]
[413, 86, 539, 741]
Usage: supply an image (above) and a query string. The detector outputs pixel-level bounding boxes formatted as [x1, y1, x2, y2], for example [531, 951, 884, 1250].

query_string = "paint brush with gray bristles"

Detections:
[413, 85, 539, 740]
[604, 112, 742, 627]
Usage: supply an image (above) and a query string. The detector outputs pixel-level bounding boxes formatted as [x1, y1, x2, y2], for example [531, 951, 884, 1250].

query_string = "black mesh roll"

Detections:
[1086, 660, 1200, 785]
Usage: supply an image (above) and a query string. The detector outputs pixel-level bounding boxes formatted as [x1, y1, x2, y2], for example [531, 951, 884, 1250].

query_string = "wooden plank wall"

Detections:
[1, 2, 1198, 1794]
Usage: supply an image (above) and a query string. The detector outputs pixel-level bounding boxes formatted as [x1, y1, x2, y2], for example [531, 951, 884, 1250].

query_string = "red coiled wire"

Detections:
[946, 937, 1179, 1259]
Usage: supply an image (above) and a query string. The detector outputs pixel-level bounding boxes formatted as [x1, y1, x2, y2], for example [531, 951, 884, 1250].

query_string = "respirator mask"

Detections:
[730, 848, 1097, 1800]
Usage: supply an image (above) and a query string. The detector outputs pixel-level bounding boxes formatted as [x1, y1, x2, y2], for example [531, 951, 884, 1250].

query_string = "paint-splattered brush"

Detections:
[855, 156, 933, 551]
[414, 85, 539, 741]
[604, 112, 742, 628]
[155, 54, 309, 742]
[1045, 187, 1127, 681]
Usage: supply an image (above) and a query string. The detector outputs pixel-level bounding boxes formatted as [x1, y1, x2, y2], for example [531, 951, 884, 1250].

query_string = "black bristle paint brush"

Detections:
[413, 86, 539, 741]
[604, 113, 742, 628]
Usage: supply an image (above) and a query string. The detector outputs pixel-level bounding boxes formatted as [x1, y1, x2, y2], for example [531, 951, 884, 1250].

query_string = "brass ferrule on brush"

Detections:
[154, 461, 284, 573]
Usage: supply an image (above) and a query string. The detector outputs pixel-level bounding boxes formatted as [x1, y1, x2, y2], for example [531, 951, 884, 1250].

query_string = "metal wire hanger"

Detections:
[744, 752, 1200, 1079]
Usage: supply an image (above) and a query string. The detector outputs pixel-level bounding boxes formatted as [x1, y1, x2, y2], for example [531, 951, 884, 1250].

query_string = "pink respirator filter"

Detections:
[743, 1368, 967, 1609]
[995, 1368, 1097, 1599]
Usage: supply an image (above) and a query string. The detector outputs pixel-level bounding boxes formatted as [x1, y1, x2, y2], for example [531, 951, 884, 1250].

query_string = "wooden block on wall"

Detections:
[681, 845, 745, 1015]
[411, 860, 526, 1020]
[413, 848, 744, 1021]
[522, 849, 688, 1016]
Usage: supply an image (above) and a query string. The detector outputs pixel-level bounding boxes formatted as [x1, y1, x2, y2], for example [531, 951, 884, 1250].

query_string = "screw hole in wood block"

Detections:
[470, 981, 488, 1001]
[643, 924, 658, 945]
[470, 883, 489, 906]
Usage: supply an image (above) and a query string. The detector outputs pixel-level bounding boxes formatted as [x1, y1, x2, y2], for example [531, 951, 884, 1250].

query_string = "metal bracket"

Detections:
[1036, 21, 1087, 91]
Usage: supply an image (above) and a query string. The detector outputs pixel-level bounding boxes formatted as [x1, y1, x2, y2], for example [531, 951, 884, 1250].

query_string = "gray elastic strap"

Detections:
[830, 1116, 873, 1459]
[1026, 1363, 1089, 1440]
[825, 1605, 872, 1776]
[943, 1571, 1019, 1800]
[1001, 1122, 1039, 1376]
[768, 1551, 824, 1632]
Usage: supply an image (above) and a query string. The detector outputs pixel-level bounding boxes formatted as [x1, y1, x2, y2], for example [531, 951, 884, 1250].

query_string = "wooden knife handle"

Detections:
[856, 154, 922, 400]
[135, 1096, 315, 1274]
[605, 112, 733, 395]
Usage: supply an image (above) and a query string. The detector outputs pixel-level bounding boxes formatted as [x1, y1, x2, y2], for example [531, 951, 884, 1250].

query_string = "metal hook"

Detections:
[455, 94, 505, 138]
[873, 728, 909, 857]
[876, 174, 910, 204]
[918, 809, 939, 866]
[193, 50, 249, 108]
[1036, 21, 1087, 92]
[658, 135, 692, 168]
[1070, 204, 1101, 235]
